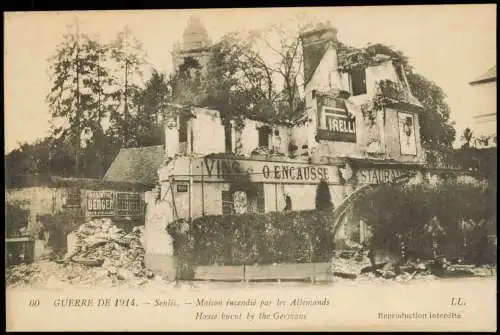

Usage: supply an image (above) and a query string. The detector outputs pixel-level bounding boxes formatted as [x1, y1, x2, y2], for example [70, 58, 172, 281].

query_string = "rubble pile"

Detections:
[60, 218, 155, 285]
[329, 248, 372, 279]
[6, 219, 157, 288]
[67, 218, 147, 281]
[328, 246, 495, 282]
[6, 263, 42, 286]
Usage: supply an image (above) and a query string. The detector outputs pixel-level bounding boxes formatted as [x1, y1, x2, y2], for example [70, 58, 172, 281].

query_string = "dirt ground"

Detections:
[5, 259, 496, 290]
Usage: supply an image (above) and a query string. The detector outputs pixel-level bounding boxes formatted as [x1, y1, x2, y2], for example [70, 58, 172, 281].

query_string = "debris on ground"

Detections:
[63, 218, 147, 279]
[6, 219, 160, 288]
[329, 246, 496, 283]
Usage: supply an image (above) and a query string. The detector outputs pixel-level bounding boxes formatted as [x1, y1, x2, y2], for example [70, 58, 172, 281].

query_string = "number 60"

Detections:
[28, 299, 40, 307]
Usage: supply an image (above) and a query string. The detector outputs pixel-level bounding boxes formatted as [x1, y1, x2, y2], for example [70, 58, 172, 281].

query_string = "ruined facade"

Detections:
[143, 22, 429, 273]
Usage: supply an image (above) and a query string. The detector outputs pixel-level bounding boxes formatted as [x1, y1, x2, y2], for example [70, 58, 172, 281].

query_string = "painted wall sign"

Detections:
[316, 94, 347, 114]
[317, 112, 356, 142]
[86, 191, 114, 216]
[197, 158, 340, 184]
[115, 193, 142, 217]
[176, 184, 189, 193]
[86, 191, 143, 218]
[355, 168, 413, 184]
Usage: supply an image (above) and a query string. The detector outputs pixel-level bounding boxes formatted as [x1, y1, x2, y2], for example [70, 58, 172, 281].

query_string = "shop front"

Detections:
[155, 155, 425, 221]
[157, 156, 344, 219]
[145, 154, 425, 278]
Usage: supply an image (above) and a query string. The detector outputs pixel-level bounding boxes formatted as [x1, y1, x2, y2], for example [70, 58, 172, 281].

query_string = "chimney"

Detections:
[299, 22, 338, 86]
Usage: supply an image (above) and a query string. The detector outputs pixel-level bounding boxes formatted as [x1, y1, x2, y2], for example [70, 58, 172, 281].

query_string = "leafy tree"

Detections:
[125, 69, 169, 147]
[107, 26, 147, 147]
[408, 73, 456, 149]
[33, 24, 157, 179]
[6, 202, 30, 237]
[46, 21, 89, 176]
[210, 20, 308, 123]
[461, 127, 474, 149]
[81, 134, 122, 178]
[46, 19, 116, 177]
[5, 136, 76, 184]
[140, 69, 169, 124]
[169, 56, 204, 107]
[315, 179, 334, 211]
[200, 34, 261, 127]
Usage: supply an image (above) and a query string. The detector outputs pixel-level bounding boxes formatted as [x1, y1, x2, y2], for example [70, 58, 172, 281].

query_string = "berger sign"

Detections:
[197, 158, 340, 184]
[86, 191, 114, 216]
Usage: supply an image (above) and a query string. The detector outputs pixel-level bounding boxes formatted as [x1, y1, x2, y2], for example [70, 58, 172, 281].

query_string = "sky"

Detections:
[4, 5, 497, 153]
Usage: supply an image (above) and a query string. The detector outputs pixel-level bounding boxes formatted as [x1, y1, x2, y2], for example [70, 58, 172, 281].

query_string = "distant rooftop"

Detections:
[5, 174, 148, 191]
[104, 145, 165, 187]
[469, 65, 496, 85]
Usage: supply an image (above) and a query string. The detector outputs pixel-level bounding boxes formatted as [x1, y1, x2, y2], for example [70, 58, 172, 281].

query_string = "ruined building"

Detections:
[138, 21, 427, 272]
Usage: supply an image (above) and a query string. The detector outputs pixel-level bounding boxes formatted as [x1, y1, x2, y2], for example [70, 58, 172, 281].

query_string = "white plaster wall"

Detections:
[291, 124, 310, 153]
[471, 82, 497, 139]
[188, 182, 230, 218]
[192, 108, 226, 155]
[383, 108, 425, 162]
[235, 120, 296, 156]
[307, 46, 339, 93]
[239, 119, 264, 155]
[165, 118, 179, 158]
[282, 184, 316, 211]
[144, 200, 174, 256]
[272, 124, 291, 154]
[365, 61, 400, 96]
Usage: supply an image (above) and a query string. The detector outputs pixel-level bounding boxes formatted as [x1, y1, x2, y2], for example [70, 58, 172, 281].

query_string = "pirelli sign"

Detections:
[317, 112, 357, 143]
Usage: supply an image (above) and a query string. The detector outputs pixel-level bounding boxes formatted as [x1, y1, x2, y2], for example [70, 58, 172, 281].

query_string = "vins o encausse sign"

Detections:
[202, 158, 333, 184]
[261, 164, 329, 182]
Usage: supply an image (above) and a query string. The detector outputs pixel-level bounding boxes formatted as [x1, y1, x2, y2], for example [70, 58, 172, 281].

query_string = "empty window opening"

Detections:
[258, 126, 272, 148]
[224, 123, 233, 153]
[350, 68, 367, 96]
[179, 115, 189, 143]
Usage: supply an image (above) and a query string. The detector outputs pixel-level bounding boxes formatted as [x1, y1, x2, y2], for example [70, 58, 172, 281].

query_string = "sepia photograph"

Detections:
[4, 5, 497, 331]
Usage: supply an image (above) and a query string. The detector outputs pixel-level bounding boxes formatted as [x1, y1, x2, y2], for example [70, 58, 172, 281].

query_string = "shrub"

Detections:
[350, 181, 496, 264]
[167, 210, 336, 279]
[315, 179, 334, 211]
[6, 202, 30, 237]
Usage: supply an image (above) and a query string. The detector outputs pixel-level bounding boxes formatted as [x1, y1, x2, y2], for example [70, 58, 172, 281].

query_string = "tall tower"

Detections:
[172, 16, 212, 72]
